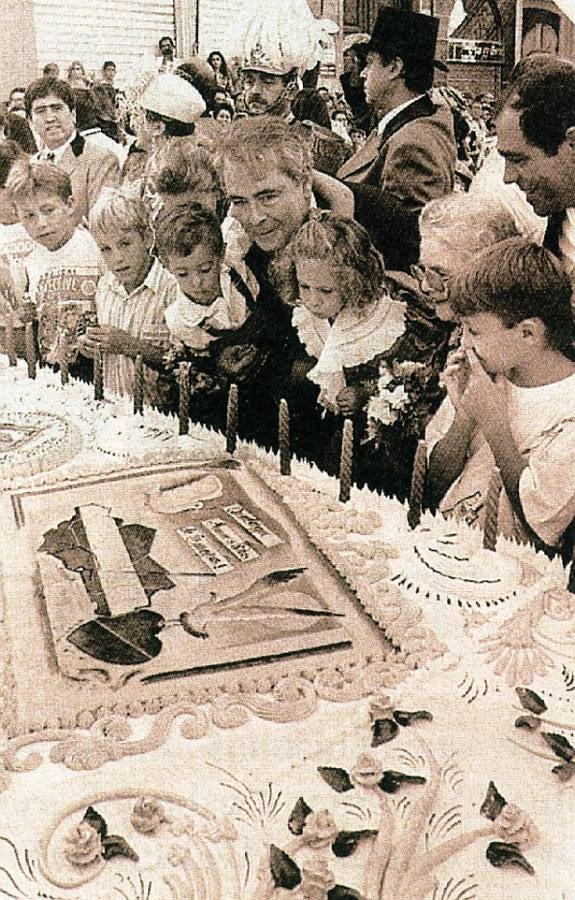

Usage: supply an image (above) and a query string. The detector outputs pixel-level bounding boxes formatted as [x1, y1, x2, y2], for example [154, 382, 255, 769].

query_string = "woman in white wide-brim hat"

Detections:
[122, 71, 209, 183]
[140, 72, 206, 140]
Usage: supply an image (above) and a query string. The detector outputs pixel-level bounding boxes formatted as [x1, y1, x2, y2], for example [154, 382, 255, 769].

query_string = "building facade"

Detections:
[1, 0, 574, 102]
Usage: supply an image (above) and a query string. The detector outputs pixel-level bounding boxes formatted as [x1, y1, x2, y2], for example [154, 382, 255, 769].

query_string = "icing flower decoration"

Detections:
[131, 797, 166, 834]
[543, 588, 575, 621]
[494, 803, 540, 849]
[64, 807, 138, 868]
[64, 821, 102, 867]
[299, 859, 337, 898]
[350, 753, 384, 788]
[301, 811, 339, 850]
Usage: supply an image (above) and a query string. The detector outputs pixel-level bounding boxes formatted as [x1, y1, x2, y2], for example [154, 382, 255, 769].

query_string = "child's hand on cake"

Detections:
[78, 325, 137, 358]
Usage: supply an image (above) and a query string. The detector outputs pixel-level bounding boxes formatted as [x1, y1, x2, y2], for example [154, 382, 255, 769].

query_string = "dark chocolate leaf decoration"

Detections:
[551, 761, 575, 783]
[288, 797, 313, 835]
[82, 806, 108, 838]
[514, 715, 541, 731]
[317, 766, 355, 793]
[269, 845, 302, 890]
[377, 771, 426, 794]
[516, 687, 547, 715]
[101, 835, 139, 862]
[480, 781, 507, 821]
[542, 732, 575, 762]
[332, 829, 378, 858]
[392, 710, 433, 727]
[67, 610, 166, 666]
[328, 886, 364, 899]
[486, 842, 534, 876]
[371, 718, 399, 747]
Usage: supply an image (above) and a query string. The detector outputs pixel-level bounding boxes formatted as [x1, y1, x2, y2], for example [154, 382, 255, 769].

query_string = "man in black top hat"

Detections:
[337, 9, 456, 273]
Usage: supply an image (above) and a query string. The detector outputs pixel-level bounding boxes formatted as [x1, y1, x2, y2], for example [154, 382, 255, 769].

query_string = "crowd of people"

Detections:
[1, 5, 575, 563]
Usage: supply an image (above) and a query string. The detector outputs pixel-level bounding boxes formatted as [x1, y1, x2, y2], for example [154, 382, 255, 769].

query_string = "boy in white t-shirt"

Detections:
[7, 159, 103, 368]
[427, 238, 575, 553]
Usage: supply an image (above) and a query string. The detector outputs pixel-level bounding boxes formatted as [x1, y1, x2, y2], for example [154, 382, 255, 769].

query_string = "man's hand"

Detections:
[77, 325, 136, 358]
[216, 343, 259, 379]
[311, 170, 355, 218]
[336, 385, 366, 417]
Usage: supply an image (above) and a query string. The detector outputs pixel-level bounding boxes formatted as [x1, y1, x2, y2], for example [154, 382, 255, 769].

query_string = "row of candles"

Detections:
[15, 335, 502, 539]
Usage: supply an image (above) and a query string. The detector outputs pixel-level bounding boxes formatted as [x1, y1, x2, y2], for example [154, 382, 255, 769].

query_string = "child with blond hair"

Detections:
[80, 183, 177, 405]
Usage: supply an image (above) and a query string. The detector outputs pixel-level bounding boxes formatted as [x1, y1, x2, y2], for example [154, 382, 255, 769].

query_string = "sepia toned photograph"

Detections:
[0, 0, 574, 896]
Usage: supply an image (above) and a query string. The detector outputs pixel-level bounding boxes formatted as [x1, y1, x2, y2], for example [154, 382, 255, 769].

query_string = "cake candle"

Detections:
[226, 382, 238, 454]
[93, 347, 104, 400]
[483, 466, 503, 551]
[60, 350, 69, 385]
[24, 322, 36, 379]
[279, 398, 291, 475]
[339, 418, 354, 503]
[408, 439, 428, 529]
[133, 353, 144, 415]
[4, 310, 16, 366]
[178, 361, 190, 435]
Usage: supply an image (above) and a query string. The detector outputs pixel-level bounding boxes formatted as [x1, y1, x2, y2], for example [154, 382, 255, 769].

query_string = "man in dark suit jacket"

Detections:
[337, 9, 456, 273]
[25, 77, 120, 225]
[496, 59, 575, 281]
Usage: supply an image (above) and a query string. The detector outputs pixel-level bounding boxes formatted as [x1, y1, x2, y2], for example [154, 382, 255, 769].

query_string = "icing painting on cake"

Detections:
[0, 460, 386, 735]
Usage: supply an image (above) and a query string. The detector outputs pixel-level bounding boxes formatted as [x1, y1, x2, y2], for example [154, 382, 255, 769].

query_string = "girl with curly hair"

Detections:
[286, 212, 415, 496]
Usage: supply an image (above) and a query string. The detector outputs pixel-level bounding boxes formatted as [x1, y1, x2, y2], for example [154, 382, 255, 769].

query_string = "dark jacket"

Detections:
[337, 94, 456, 272]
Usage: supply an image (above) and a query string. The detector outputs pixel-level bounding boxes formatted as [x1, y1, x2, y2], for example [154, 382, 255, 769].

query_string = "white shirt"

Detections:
[428, 371, 575, 547]
[559, 208, 575, 283]
[0, 223, 34, 326]
[95, 257, 177, 398]
[80, 128, 129, 166]
[26, 226, 104, 363]
[377, 95, 426, 136]
[38, 130, 77, 163]
[164, 265, 249, 351]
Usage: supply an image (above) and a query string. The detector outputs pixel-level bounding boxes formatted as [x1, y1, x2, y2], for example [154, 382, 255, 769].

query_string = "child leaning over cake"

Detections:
[154, 203, 256, 428]
[6, 158, 104, 374]
[79, 183, 177, 409]
[427, 238, 575, 554]
[285, 212, 424, 499]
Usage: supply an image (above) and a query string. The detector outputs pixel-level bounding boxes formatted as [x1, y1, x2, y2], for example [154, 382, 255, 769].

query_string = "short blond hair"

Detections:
[89, 182, 150, 237]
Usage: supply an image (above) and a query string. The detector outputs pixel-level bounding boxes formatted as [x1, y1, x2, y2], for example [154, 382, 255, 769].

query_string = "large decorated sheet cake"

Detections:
[0, 356, 574, 899]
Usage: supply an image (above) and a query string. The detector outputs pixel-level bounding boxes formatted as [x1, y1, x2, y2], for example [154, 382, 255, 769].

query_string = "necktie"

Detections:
[46, 152, 55, 162]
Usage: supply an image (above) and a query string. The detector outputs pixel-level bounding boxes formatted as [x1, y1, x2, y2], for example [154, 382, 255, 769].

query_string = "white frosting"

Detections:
[392, 522, 523, 605]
